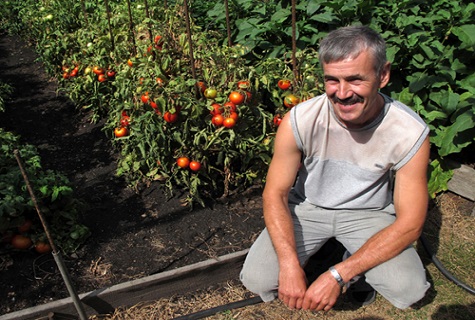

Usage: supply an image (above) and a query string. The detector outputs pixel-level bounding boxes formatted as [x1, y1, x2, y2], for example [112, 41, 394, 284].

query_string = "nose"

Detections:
[336, 81, 353, 100]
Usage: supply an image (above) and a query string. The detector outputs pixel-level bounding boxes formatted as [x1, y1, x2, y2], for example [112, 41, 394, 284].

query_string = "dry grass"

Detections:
[91, 193, 475, 320]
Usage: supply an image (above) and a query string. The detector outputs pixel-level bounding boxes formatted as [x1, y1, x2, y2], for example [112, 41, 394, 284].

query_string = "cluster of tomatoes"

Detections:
[2, 219, 52, 254]
[272, 79, 301, 127]
[147, 35, 164, 56]
[176, 156, 201, 172]
[278, 79, 300, 108]
[114, 111, 130, 138]
[92, 66, 116, 83]
[62, 65, 79, 79]
[203, 80, 252, 129]
[140, 87, 184, 124]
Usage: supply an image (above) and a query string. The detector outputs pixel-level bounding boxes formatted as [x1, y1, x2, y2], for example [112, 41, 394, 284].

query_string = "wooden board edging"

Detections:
[447, 163, 475, 202]
[0, 249, 249, 320]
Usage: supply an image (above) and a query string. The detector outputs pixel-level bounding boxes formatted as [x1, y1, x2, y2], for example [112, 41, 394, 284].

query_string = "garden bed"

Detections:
[0, 33, 264, 316]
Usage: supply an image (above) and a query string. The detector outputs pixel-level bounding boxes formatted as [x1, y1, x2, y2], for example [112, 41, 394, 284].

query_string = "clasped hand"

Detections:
[278, 266, 341, 311]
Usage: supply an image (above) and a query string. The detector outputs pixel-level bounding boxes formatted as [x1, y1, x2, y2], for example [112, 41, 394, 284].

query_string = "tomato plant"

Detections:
[1, 129, 90, 254]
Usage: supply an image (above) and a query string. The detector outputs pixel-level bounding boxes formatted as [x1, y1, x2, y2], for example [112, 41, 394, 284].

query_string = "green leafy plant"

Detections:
[2, 0, 473, 204]
[0, 129, 90, 253]
[0, 82, 13, 113]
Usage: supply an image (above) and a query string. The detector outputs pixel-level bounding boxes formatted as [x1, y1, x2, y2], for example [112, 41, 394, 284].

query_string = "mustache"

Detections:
[333, 95, 364, 105]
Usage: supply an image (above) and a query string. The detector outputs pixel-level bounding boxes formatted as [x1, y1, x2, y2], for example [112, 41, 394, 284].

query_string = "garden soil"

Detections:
[0, 33, 265, 315]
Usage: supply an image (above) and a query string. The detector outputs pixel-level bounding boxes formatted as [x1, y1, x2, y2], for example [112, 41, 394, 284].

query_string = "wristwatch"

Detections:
[329, 266, 346, 287]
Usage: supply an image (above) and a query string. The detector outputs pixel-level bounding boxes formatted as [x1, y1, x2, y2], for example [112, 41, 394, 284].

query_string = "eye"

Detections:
[349, 79, 363, 85]
[324, 78, 339, 85]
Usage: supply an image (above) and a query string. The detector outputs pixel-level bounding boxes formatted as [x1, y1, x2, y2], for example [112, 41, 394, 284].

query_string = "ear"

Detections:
[379, 62, 391, 89]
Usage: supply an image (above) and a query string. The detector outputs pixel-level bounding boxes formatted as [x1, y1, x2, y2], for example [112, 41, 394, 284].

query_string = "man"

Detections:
[240, 25, 431, 311]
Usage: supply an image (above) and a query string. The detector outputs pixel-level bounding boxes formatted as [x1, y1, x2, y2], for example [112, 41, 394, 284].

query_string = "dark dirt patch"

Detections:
[0, 34, 265, 315]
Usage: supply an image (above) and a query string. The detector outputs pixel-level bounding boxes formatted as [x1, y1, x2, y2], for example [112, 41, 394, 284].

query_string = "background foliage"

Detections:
[1, 0, 474, 206]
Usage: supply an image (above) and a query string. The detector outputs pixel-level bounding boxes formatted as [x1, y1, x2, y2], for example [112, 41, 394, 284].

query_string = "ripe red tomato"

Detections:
[273, 114, 283, 127]
[154, 35, 162, 45]
[127, 59, 133, 67]
[149, 100, 157, 109]
[106, 69, 116, 78]
[223, 117, 236, 128]
[18, 219, 33, 233]
[120, 115, 130, 127]
[114, 127, 128, 137]
[35, 241, 52, 254]
[212, 114, 224, 127]
[229, 91, 245, 105]
[164, 111, 178, 123]
[223, 101, 237, 113]
[284, 94, 300, 108]
[11, 235, 32, 250]
[204, 88, 217, 99]
[237, 80, 250, 91]
[93, 66, 104, 75]
[62, 72, 69, 79]
[177, 157, 190, 168]
[141, 93, 150, 104]
[278, 79, 291, 90]
[189, 161, 201, 172]
[229, 111, 239, 121]
[210, 103, 222, 116]
[98, 74, 107, 82]
[245, 91, 252, 102]
[197, 81, 207, 93]
[156, 77, 165, 86]
[69, 66, 79, 77]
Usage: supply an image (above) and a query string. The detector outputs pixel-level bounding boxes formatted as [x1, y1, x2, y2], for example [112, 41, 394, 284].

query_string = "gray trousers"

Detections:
[240, 200, 430, 309]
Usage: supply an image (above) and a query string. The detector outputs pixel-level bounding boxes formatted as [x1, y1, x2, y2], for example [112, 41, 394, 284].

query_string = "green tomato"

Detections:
[204, 88, 217, 99]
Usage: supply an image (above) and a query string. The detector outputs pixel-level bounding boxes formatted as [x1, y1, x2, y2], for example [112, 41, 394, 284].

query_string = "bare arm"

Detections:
[303, 136, 431, 310]
[262, 112, 305, 308]
[335, 136, 430, 281]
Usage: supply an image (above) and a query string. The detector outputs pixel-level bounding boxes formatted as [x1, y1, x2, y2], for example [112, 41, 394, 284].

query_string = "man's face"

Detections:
[322, 50, 390, 129]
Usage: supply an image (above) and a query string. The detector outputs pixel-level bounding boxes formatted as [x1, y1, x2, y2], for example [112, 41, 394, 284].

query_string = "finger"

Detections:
[295, 297, 303, 309]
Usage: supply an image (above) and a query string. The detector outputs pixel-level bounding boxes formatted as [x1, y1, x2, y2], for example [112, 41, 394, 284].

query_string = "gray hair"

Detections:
[319, 25, 387, 75]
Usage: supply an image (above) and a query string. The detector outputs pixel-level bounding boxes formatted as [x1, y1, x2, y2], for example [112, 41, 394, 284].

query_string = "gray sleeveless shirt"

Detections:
[289, 93, 429, 210]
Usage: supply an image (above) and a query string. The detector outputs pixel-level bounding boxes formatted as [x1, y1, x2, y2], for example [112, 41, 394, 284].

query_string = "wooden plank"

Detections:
[0, 250, 249, 320]
[447, 163, 475, 201]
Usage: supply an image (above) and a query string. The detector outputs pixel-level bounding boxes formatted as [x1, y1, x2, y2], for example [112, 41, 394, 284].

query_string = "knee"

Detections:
[377, 274, 430, 309]
[240, 262, 278, 302]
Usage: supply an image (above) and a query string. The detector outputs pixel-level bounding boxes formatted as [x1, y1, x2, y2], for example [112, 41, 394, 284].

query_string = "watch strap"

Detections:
[329, 266, 346, 287]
